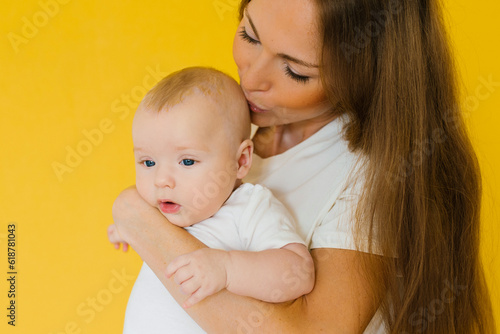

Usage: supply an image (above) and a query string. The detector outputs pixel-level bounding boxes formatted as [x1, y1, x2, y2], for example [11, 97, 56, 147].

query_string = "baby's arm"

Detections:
[107, 224, 130, 252]
[166, 243, 314, 308]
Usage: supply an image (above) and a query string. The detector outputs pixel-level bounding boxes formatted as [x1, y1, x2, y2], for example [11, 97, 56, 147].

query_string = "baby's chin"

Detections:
[157, 208, 207, 228]
[157, 210, 188, 227]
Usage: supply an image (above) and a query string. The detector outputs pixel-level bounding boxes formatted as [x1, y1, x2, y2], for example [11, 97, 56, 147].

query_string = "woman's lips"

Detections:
[247, 100, 267, 113]
[159, 201, 181, 214]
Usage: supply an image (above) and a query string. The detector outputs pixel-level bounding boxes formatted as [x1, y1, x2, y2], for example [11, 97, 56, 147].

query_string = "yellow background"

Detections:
[0, 0, 498, 333]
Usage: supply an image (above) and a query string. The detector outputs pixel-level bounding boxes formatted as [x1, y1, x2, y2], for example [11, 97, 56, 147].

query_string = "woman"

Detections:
[113, 0, 495, 332]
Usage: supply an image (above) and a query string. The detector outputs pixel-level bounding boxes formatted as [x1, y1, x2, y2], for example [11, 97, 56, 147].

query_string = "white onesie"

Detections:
[123, 183, 305, 334]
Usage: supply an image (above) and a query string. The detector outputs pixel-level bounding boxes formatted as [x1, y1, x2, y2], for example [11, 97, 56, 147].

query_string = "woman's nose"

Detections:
[240, 52, 272, 93]
[154, 167, 175, 189]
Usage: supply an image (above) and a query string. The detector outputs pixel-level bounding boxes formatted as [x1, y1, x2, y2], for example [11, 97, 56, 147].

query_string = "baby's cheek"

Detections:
[135, 181, 154, 206]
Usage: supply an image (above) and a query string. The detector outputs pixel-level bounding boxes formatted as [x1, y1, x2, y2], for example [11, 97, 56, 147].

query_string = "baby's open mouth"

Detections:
[159, 201, 181, 214]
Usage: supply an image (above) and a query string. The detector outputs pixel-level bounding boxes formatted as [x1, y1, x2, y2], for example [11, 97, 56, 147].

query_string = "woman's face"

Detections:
[233, 0, 333, 128]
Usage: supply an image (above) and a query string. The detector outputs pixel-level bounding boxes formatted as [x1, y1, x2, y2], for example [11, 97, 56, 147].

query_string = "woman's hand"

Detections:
[110, 185, 380, 333]
[111, 185, 156, 244]
[107, 223, 129, 252]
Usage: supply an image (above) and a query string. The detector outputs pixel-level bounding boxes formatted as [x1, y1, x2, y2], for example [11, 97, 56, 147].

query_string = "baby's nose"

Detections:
[154, 168, 175, 189]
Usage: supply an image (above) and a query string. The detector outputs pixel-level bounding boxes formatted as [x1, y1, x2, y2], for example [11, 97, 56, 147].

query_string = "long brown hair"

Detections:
[240, 0, 495, 332]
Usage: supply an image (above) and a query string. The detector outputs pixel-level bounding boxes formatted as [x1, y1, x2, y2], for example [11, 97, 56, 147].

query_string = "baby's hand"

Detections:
[107, 224, 129, 252]
[166, 249, 230, 308]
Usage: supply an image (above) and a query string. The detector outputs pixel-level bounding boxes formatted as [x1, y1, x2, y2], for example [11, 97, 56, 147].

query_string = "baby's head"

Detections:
[132, 67, 253, 227]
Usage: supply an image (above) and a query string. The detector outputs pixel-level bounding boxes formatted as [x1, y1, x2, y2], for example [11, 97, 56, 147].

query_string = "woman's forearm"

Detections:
[112, 188, 380, 333]
[112, 188, 302, 331]
[125, 217, 378, 334]
[124, 214, 306, 333]
[225, 243, 314, 302]
[155, 240, 378, 334]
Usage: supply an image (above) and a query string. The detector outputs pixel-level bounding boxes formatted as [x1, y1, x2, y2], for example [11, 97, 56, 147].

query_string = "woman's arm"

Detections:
[113, 187, 381, 333]
[165, 243, 314, 308]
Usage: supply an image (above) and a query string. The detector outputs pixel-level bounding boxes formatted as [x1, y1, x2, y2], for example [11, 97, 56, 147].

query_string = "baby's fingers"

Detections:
[182, 279, 224, 308]
[166, 254, 190, 278]
[182, 288, 207, 309]
[178, 275, 202, 296]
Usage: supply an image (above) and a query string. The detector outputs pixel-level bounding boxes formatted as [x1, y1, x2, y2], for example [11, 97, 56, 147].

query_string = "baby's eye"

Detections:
[180, 159, 196, 166]
[143, 160, 155, 167]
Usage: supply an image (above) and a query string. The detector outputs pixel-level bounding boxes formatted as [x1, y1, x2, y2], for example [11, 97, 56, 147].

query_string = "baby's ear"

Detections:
[236, 139, 254, 179]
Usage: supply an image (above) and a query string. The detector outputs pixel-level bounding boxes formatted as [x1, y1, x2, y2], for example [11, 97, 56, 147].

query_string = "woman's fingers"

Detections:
[121, 242, 129, 252]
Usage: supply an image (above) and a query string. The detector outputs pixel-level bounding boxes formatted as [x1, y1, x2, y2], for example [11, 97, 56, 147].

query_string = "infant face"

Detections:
[132, 92, 240, 227]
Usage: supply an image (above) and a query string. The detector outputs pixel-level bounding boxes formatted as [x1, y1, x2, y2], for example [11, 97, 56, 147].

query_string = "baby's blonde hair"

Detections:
[139, 67, 250, 142]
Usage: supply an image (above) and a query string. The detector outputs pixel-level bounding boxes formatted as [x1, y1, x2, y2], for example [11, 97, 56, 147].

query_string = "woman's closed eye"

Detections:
[239, 27, 259, 45]
[239, 27, 311, 84]
[283, 64, 310, 84]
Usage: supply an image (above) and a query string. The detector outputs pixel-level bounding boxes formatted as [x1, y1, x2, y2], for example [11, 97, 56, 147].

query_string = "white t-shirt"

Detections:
[245, 117, 386, 333]
[245, 117, 367, 250]
[123, 183, 305, 334]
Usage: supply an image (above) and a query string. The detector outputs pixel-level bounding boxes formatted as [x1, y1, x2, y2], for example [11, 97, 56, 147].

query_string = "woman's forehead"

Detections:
[246, 0, 320, 65]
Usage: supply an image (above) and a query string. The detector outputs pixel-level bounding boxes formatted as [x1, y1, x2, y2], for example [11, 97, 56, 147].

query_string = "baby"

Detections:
[108, 67, 314, 332]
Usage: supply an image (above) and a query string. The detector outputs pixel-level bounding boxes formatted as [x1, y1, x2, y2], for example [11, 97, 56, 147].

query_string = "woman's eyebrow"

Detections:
[245, 8, 319, 69]
[278, 53, 319, 68]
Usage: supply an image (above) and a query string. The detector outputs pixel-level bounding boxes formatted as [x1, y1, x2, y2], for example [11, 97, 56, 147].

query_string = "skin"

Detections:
[233, 0, 335, 156]
[132, 93, 243, 228]
[112, 0, 381, 332]
[110, 88, 314, 308]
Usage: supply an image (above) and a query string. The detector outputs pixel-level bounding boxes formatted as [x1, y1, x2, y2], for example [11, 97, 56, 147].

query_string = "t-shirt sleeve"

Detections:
[310, 180, 382, 255]
[238, 185, 306, 252]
